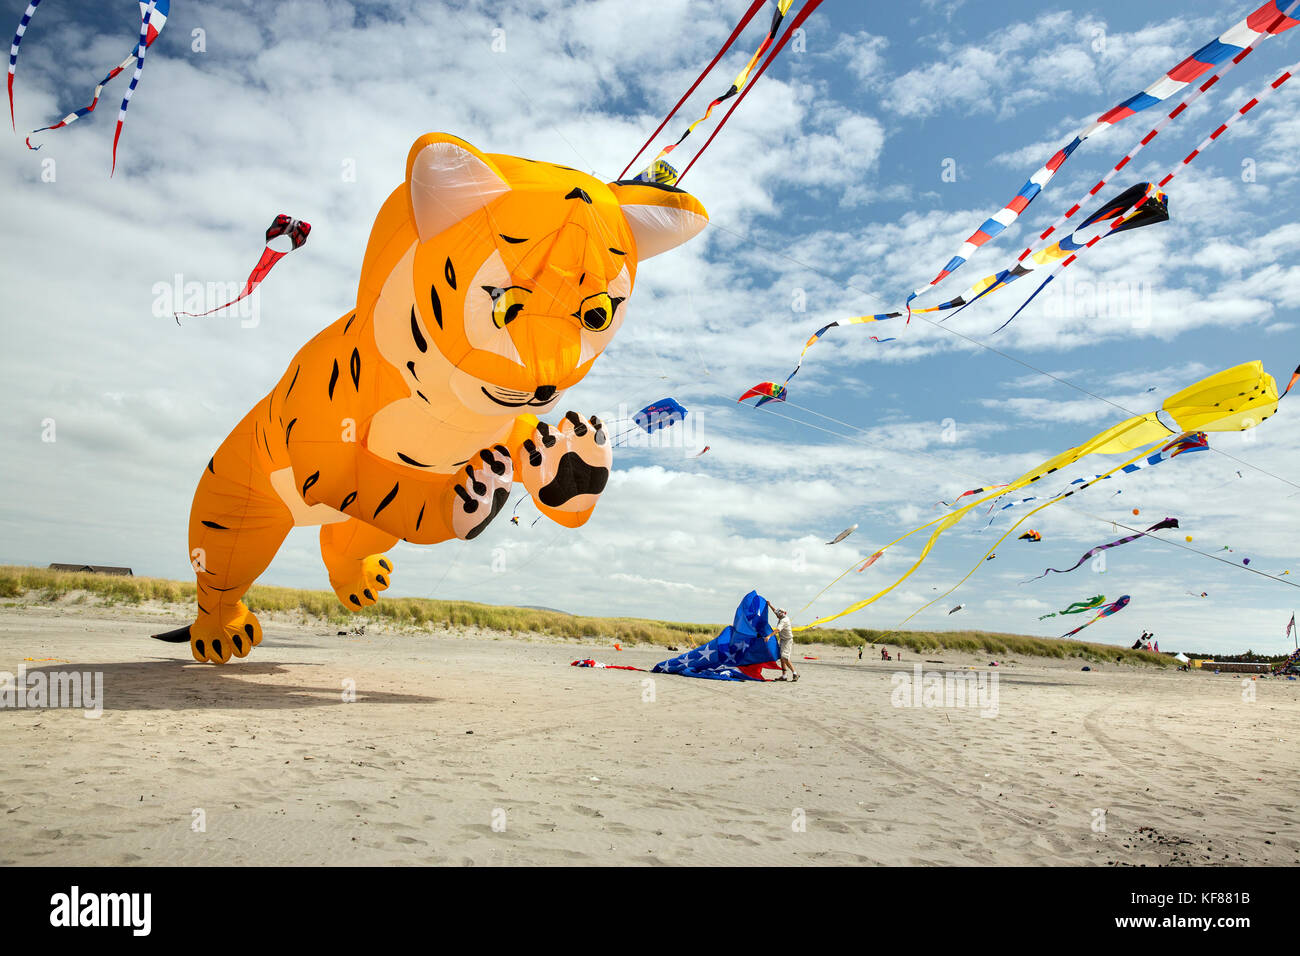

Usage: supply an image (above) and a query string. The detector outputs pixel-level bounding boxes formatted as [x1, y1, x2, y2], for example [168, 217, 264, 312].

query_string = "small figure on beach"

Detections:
[774, 608, 799, 682]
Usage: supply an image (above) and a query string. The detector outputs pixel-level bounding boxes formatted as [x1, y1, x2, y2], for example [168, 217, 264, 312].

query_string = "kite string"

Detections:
[618, 0, 770, 179]
[678, 0, 824, 183]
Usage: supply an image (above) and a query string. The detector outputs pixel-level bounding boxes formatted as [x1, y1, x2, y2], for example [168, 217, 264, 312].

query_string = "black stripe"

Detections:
[201, 520, 228, 530]
[416, 503, 425, 530]
[207, 457, 215, 474]
[397, 452, 431, 468]
[285, 364, 301, 399]
[286, 418, 298, 442]
[302, 471, 320, 496]
[343, 312, 356, 333]
[499, 234, 527, 244]
[328, 360, 339, 399]
[350, 347, 361, 390]
[444, 257, 457, 290]
[429, 284, 442, 330]
[410, 306, 428, 351]
[373, 482, 399, 518]
[341, 491, 357, 510]
[612, 179, 688, 194]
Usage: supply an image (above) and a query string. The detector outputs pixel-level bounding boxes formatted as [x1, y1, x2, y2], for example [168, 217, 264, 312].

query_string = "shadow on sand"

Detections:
[3, 657, 443, 713]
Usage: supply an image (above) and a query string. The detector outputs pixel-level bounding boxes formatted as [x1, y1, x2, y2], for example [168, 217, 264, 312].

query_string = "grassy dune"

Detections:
[0, 565, 1169, 665]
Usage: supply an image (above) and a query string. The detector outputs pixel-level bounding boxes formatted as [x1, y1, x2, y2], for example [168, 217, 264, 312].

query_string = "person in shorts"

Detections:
[774, 607, 798, 682]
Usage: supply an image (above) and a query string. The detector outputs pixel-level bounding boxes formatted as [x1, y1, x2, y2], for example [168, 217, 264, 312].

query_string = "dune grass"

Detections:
[0, 565, 1168, 665]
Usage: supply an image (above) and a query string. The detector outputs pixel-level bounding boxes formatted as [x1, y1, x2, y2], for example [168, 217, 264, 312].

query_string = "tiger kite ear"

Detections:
[607, 180, 709, 260]
[407, 133, 511, 242]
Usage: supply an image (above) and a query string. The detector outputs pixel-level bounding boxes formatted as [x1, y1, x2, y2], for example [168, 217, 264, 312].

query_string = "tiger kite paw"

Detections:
[520, 412, 611, 528]
[190, 603, 263, 664]
[451, 445, 513, 540]
[329, 554, 395, 611]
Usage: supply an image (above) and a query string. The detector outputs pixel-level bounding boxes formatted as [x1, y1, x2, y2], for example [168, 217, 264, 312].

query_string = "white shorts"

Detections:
[779, 638, 794, 659]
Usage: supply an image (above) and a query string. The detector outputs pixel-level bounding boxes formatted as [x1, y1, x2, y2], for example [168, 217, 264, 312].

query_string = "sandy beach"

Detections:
[0, 603, 1296, 866]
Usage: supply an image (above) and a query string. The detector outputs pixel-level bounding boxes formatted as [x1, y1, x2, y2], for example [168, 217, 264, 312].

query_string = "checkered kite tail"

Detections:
[1020, 0, 1300, 262]
[23, 0, 169, 157]
[996, 57, 1299, 333]
[904, 0, 1300, 318]
[110, 0, 156, 174]
[7, 0, 41, 130]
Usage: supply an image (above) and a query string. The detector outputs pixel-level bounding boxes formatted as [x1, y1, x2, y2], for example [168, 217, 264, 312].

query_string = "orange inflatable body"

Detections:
[157, 134, 708, 663]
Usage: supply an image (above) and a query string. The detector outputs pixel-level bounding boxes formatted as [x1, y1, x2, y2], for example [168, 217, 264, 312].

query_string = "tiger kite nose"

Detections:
[534, 385, 557, 402]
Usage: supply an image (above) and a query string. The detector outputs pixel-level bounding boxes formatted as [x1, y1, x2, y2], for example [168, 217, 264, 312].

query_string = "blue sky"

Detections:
[2, 0, 1298, 653]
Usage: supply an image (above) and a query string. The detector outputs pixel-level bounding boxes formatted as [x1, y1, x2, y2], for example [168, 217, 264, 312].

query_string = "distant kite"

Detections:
[1025, 518, 1179, 582]
[175, 215, 311, 321]
[1061, 595, 1130, 638]
[939, 484, 1010, 509]
[737, 381, 786, 407]
[1019, 530, 1042, 542]
[1038, 595, 1107, 620]
[827, 524, 857, 545]
[632, 398, 687, 433]
[854, 550, 883, 573]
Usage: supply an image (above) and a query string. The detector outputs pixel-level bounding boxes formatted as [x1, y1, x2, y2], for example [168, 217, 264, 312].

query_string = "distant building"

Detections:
[1191, 659, 1270, 674]
[48, 564, 133, 576]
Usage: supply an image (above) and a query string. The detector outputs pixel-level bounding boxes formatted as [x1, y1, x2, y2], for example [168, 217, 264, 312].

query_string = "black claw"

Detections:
[244, 623, 255, 640]
[538, 422, 556, 447]
[523, 439, 542, 467]
[565, 410, 588, 436]
[376, 574, 387, 586]
[363, 589, 374, 601]
[195, 639, 206, 658]
[350, 594, 361, 607]
[482, 448, 506, 476]
[212, 639, 223, 659]
[232, 634, 245, 653]
[379, 559, 391, 572]
[494, 444, 510, 459]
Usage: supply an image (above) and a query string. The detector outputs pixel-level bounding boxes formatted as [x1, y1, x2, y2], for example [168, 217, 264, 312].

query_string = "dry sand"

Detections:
[0, 603, 1296, 866]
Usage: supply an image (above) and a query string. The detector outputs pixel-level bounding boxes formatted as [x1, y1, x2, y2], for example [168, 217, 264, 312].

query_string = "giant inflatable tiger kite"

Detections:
[154, 133, 708, 663]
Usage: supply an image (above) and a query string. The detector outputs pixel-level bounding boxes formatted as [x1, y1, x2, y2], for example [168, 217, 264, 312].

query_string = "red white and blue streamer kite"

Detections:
[906, 0, 1299, 315]
[9, 1, 169, 171]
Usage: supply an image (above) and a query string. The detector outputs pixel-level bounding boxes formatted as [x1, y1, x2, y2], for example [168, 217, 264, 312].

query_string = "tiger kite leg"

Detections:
[157, 406, 294, 664]
[319, 519, 398, 611]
